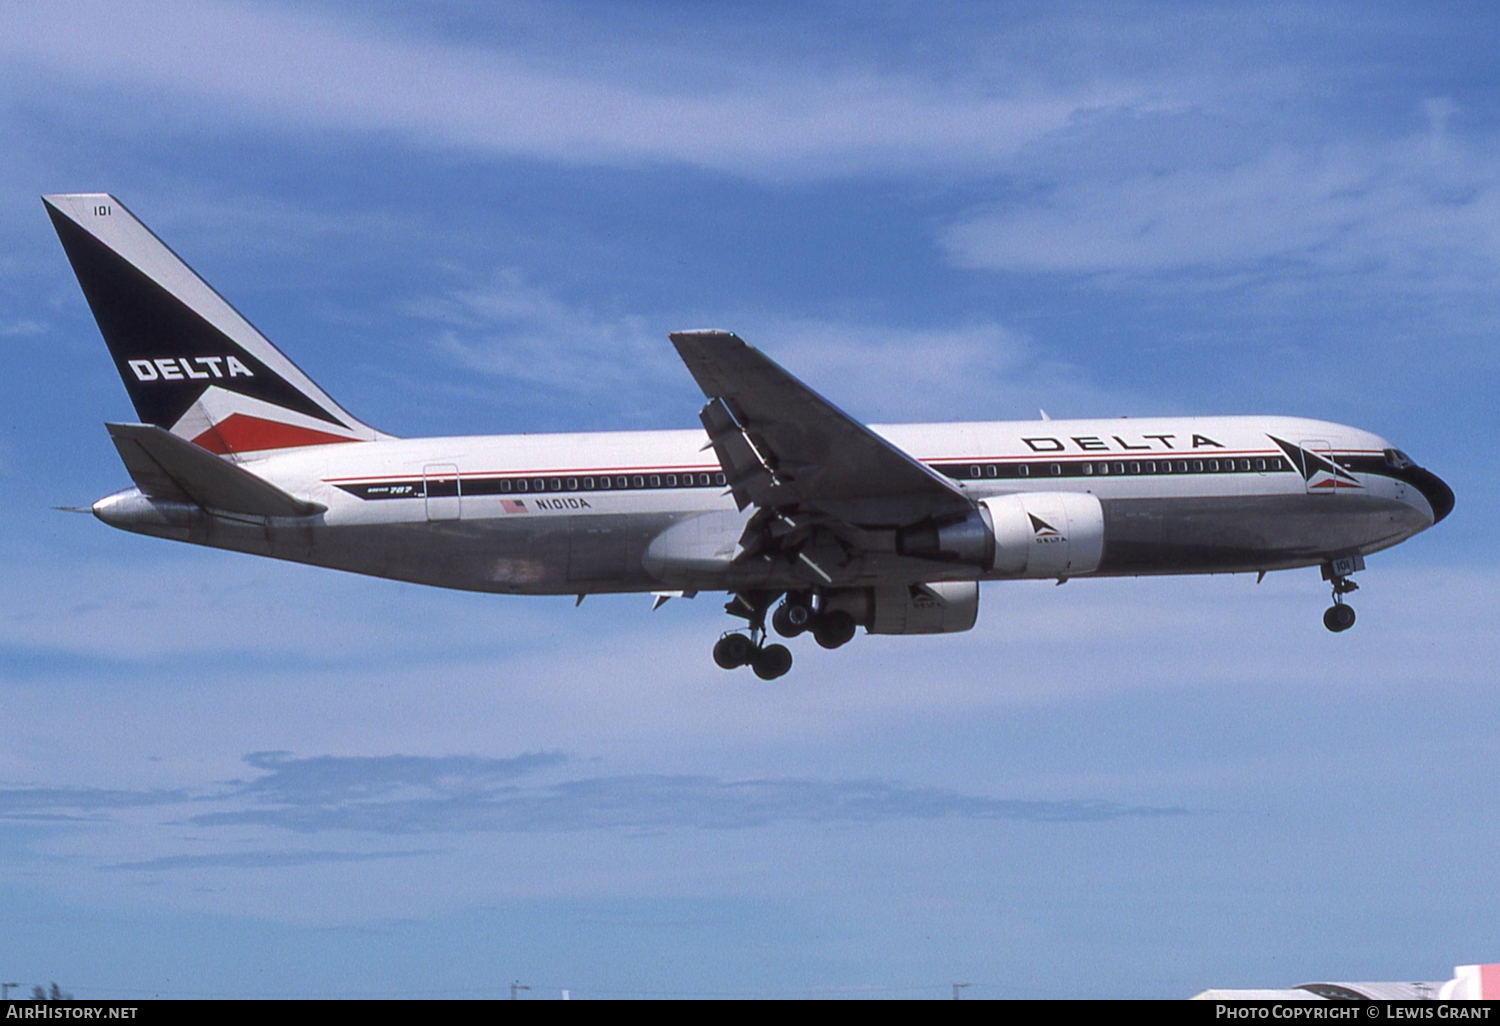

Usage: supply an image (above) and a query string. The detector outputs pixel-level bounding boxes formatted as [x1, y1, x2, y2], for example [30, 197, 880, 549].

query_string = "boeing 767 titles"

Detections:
[44, 194, 1454, 679]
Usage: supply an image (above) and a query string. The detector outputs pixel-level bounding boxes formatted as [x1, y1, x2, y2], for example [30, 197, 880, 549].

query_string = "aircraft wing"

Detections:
[669, 330, 971, 527]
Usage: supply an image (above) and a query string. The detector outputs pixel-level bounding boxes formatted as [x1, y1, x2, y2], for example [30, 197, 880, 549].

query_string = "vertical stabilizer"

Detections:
[43, 193, 388, 455]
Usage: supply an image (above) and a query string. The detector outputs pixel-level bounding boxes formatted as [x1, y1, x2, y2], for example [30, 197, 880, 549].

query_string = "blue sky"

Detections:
[0, 0, 1496, 998]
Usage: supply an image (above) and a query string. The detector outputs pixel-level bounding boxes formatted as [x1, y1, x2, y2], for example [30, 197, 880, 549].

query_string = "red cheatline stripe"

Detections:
[325, 465, 721, 483]
[193, 413, 359, 454]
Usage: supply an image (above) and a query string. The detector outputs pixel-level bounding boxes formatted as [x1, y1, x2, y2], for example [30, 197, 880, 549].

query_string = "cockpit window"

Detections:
[1384, 448, 1414, 469]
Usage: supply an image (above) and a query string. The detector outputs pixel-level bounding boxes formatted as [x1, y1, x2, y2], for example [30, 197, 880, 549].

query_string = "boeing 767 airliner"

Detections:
[44, 194, 1454, 679]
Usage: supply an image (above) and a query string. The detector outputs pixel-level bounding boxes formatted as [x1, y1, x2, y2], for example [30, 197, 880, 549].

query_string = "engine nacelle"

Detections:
[978, 491, 1104, 578]
[895, 509, 994, 566]
[824, 580, 979, 635]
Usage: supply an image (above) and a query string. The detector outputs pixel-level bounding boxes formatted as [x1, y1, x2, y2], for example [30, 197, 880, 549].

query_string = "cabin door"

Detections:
[1298, 440, 1334, 495]
[423, 464, 462, 521]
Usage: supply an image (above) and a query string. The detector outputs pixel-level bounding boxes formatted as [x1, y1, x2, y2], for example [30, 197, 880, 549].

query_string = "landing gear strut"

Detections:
[1321, 556, 1363, 633]
[717, 591, 794, 680]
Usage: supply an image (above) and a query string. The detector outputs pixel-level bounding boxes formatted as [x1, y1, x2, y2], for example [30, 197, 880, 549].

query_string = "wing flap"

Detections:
[106, 423, 325, 517]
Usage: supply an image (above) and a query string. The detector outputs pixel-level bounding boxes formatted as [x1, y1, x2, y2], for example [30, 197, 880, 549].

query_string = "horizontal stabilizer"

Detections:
[106, 423, 325, 517]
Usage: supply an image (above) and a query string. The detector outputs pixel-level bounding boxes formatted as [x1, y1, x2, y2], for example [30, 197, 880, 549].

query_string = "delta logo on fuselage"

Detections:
[128, 356, 254, 382]
[1020, 432, 1225, 453]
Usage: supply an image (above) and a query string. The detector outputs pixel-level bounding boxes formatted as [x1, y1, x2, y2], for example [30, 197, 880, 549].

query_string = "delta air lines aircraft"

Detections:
[44, 194, 1454, 679]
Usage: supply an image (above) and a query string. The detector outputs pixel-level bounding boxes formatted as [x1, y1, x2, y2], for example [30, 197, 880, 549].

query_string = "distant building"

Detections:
[1191, 963, 1499, 1001]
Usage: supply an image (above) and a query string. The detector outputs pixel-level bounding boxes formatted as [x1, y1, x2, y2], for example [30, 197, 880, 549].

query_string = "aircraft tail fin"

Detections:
[107, 422, 325, 517]
[43, 193, 387, 456]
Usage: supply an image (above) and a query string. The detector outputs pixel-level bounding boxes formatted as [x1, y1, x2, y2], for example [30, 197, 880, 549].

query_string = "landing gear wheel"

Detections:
[813, 610, 857, 650]
[751, 643, 794, 680]
[772, 602, 812, 638]
[1323, 605, 1356, 633]
[713, 633, 755, 669]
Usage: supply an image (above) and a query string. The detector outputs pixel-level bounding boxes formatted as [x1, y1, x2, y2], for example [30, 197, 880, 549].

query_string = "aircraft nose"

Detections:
[1408, 466, 1455, 524]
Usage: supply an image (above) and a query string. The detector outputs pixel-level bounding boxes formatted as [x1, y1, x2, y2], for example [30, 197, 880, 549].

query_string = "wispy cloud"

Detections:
[0, 555, 560, 662]
[750, 318, 1144, 422]
[100, 849, 438, 872]
[194, 774, 1186, 835]
[0, 0, 1146, 180]
[0, 750, 1184, 858]
[0, 318, 46, 336]
[406, 273, 1143, 421]
[0, 785, 184, 819]
[189, 752, 1185, 835]
[411, 270, 679, 400]
[941, 113, 1500, 283]
[231, 750, 567, 805]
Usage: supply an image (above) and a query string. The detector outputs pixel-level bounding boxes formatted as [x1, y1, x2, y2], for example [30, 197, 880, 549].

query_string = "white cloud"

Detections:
[0, 553, 557, 661]
[0, 318, 45, 336]
[410, 270, 679, 398]
[0, 0, 1147, 180]
[748, 317, 1145, 422]
[941, 122, 1500, 281]
[405, 273, 1145, 421]
[1, 561, 1488, 923]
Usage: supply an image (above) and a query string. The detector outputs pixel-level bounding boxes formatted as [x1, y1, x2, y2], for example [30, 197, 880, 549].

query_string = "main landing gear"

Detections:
[1321, 556, 1364, 633]
[714, 590, 860, 679]
[713, 632, 793, 679]
[714, 591, 795, 680]
[770, 592, 856, 650]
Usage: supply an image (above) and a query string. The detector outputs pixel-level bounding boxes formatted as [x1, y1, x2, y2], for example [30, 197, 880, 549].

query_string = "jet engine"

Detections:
[979, 491, 1104, 577]
[823, 580, 980, 635]
[895, 491, 1104, 578]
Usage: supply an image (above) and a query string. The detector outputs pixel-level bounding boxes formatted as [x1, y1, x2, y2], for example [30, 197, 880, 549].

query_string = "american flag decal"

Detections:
[501, 499, 528, 514]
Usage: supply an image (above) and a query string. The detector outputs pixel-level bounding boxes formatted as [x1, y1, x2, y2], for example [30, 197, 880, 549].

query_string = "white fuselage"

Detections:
[95, 414, 1444, 597]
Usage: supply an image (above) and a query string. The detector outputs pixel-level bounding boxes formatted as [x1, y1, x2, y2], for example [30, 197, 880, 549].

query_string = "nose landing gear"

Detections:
[1323, 598, 1356, 633]
[1321, 556, 1363, 633]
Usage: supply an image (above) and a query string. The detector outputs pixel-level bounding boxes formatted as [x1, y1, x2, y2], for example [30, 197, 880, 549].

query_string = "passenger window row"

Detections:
[486, 471, 727, 495]
[944, 457, 1286, 481]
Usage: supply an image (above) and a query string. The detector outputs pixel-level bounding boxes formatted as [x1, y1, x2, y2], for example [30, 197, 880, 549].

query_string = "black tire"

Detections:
[752, 643, 793, 680]
[772, 605, 807, 638]
[1323, 605, 1356, 633]
[813, 610, 857, 650]
[714, 633, 754, 669]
